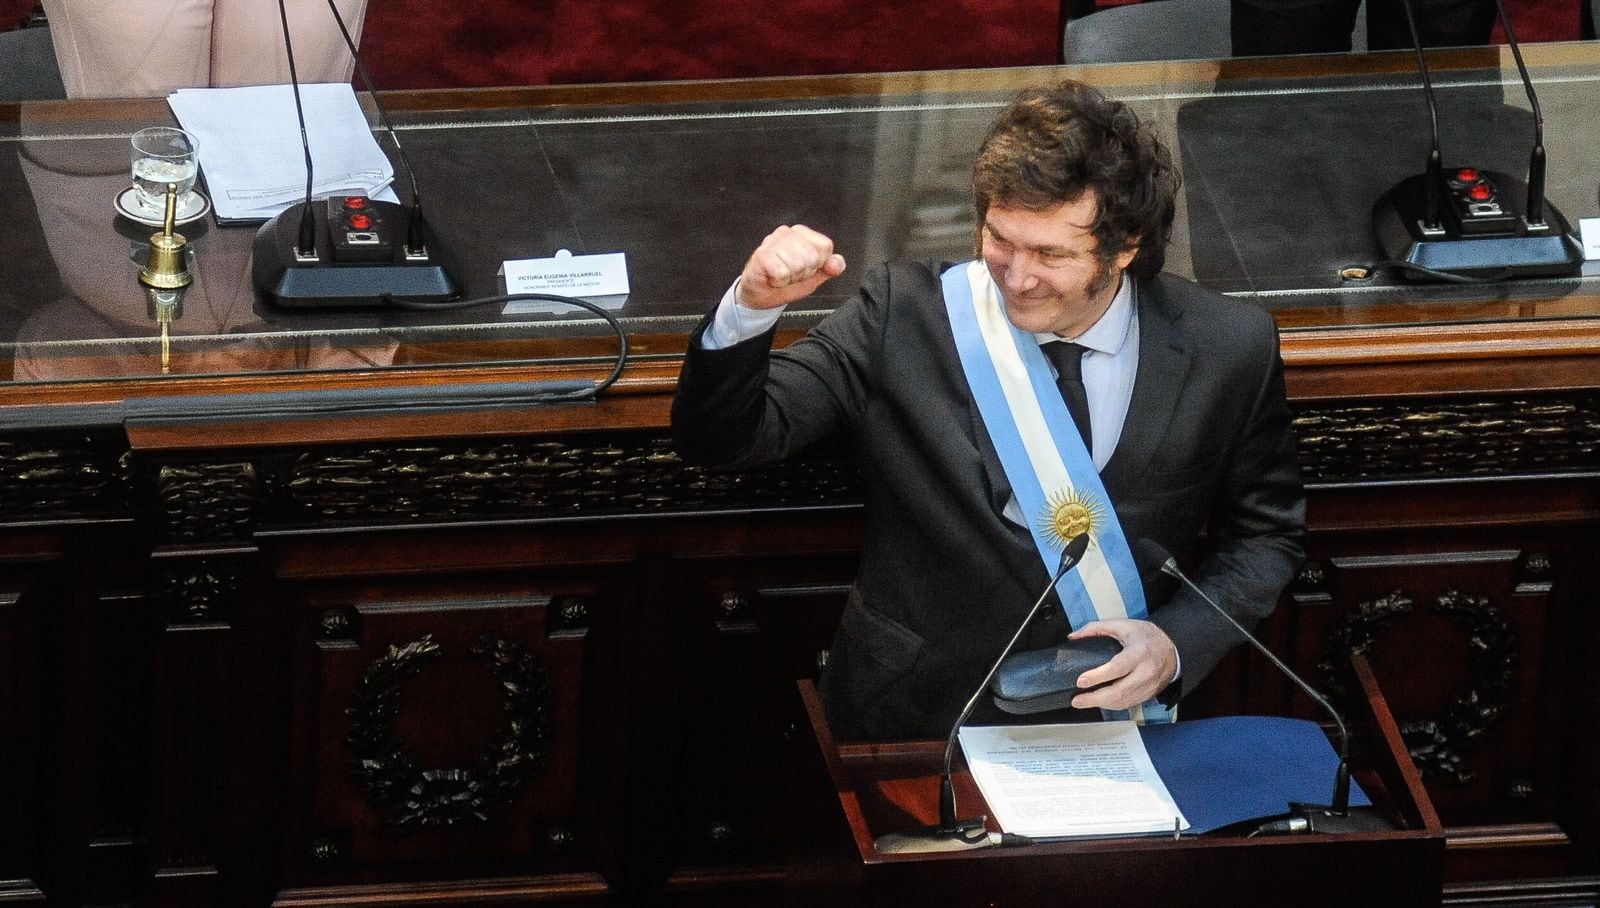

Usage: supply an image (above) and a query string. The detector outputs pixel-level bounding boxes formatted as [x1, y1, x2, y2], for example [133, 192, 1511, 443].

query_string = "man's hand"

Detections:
[737, 224, 847, 310]
[1068, 619, 1178, 711]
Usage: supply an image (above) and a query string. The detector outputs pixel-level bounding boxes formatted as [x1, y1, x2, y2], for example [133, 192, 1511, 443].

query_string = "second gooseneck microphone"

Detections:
[1132, 539, 1353, 830]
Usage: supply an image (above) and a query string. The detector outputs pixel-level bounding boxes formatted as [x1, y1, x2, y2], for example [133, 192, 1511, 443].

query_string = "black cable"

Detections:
[1361, 259, 1513, 284]
[387, 292, 630, 396]
[321, 0, 421, 215]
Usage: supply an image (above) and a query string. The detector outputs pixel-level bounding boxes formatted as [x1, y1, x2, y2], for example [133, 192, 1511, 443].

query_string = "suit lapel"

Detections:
[1100, 277, 1191, 494]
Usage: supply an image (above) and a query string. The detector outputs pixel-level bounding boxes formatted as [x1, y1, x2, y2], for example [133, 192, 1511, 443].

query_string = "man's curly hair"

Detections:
[972, 81, 1179, 279]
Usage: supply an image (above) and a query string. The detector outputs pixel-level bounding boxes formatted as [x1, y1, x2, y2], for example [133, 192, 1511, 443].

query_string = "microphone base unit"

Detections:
[253, 197, 461, 308]
[1372, 169, 1584, 281]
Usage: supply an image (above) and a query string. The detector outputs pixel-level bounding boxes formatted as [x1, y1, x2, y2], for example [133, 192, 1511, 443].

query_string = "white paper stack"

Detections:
[168, 83, 400, 221]
[958, 721, 1188, 839]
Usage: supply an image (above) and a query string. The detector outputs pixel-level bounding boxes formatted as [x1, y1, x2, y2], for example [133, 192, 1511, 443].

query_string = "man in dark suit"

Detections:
[672, 81, 1305, 742]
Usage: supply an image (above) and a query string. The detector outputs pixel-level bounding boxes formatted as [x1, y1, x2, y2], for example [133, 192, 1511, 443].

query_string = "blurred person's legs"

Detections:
[39, 0, 369, 98]
[1365, 0, 1494, 50]
[1232, 0, 1494, 56]
[42, 0, 214, 98]
[1232, 0, 1363, 55]
[211, 0, 369, 87]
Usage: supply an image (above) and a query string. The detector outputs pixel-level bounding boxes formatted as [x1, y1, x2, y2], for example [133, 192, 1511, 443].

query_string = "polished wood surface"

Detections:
[788, 657, 1445, 907]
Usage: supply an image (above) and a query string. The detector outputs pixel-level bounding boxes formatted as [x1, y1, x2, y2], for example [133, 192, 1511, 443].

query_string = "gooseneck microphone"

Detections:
[253, 0, 460, 308]
[1400, 0, 1445, 236]
[320, 0, 431, 257]
[1132, 540, 1361, 834]
[1369, 0, 1582, 281]
[1493, 0, 1546, 227]
[275, 0, 318, 261]
[873, 533, 1089, 854]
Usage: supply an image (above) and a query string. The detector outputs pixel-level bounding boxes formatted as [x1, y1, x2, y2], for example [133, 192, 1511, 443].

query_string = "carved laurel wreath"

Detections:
[1317, 590, 1516, 785]
[346, 633, 553, 828]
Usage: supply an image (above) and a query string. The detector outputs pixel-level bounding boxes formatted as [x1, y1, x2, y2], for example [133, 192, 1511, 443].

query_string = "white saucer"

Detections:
[115, 187, 211, 227]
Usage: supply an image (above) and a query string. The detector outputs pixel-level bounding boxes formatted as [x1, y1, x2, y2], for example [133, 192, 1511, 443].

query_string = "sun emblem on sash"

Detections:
[1037, 488, 1106, 549]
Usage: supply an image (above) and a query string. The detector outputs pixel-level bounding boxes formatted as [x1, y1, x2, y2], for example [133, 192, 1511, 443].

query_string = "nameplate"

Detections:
[502, 249, 630, 298]
[1580, 218, 1600, 261]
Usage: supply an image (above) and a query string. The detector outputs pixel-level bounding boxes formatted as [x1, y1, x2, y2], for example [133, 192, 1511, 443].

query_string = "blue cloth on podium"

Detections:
[1141, 715, 1372, 834]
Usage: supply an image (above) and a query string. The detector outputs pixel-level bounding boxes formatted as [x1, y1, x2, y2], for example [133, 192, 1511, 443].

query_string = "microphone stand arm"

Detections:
[938, 535, 1087, 830]
[275, 0, 318, 260]
[1492, 0, 1547, 226]
[1400, 0, 1444, 232]
[1160, 562, 1350, 815]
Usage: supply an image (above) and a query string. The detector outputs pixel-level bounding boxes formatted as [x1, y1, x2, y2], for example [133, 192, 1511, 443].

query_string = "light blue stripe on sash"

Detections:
[942, 262, 1171, 724]
[941, 266, 1098, 627]
[1005, 326, 1149, 626]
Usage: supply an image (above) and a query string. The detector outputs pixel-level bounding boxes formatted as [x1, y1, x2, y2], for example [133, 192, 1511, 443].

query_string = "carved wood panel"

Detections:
[3, 382, 1597, 905]
[147, 548, 252, 906]
[644, 549, 857, 896]
[1294, 542, 1569, 828]
[280, 567, 627, 898]
[53, 581, 160, 901]
[0, 555, 47, 904]
[1293, 393, 1600, 482]
[0, 431, 128, 519]
[123, 391, 1600, 544]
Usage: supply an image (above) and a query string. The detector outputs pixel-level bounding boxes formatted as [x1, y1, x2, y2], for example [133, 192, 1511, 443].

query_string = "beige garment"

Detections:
[41, 0, 370, 99]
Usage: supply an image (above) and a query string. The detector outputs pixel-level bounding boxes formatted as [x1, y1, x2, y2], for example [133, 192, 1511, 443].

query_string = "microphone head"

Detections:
[1132, 538, 1179, 578]
[1057, 532, 1090, 572]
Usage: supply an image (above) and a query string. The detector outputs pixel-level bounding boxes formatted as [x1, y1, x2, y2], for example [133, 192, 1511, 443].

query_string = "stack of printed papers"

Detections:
[959, 715, 1371, 838]
[168, 83, 399, 221]
[959, 722, 1188, 839]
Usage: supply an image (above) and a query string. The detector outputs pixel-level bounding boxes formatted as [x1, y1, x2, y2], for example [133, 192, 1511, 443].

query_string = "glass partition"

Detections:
[3, 43, 1597, 384]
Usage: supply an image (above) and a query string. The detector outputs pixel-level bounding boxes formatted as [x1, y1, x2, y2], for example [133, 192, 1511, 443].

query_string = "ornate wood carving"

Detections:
[1291, 560, 1332, 605]
[273, 434, 861, 524]
[549, 596, 590, 633]
[1293, 393, 1600, 483]
[717, 592, 750, 622]
[1318, 589, 1517, 785]
[309, 836, 342, 863]
[318, 608, 355, 641]
[345, 633, 554, 829]
[153, 559, 241, 625]
[0, 431, 126, 518]
[9, 389, 1573, 538]
[1516, 552, 1554, 594]
[545, 824, 577, 851]
[152, 461, 266, 544]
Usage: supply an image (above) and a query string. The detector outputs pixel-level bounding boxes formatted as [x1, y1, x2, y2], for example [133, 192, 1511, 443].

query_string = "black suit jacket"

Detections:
[672, 261, 1305, 741]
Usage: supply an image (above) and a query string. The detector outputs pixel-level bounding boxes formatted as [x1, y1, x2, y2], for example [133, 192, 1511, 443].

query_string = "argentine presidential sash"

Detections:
[942, 260, 1172, 724]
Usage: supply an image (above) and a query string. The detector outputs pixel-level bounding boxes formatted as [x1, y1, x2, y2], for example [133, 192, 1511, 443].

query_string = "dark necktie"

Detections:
[1043, 341, 1092, 451]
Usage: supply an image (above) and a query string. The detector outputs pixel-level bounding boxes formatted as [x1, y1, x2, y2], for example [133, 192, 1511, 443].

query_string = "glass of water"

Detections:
[131, 127, 199, 214]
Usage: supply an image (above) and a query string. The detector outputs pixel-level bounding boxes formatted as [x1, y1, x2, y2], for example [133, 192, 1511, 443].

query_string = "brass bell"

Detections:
[139, 182, 192, 289]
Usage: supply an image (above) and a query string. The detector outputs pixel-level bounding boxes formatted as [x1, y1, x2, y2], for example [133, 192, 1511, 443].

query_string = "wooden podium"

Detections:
[788, 656, 1444, 906]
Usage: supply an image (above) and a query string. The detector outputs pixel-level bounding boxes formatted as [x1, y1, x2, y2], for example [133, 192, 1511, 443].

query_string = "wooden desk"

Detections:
[789, 656, 1446, 906]
[0, 46, 1597, 905]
